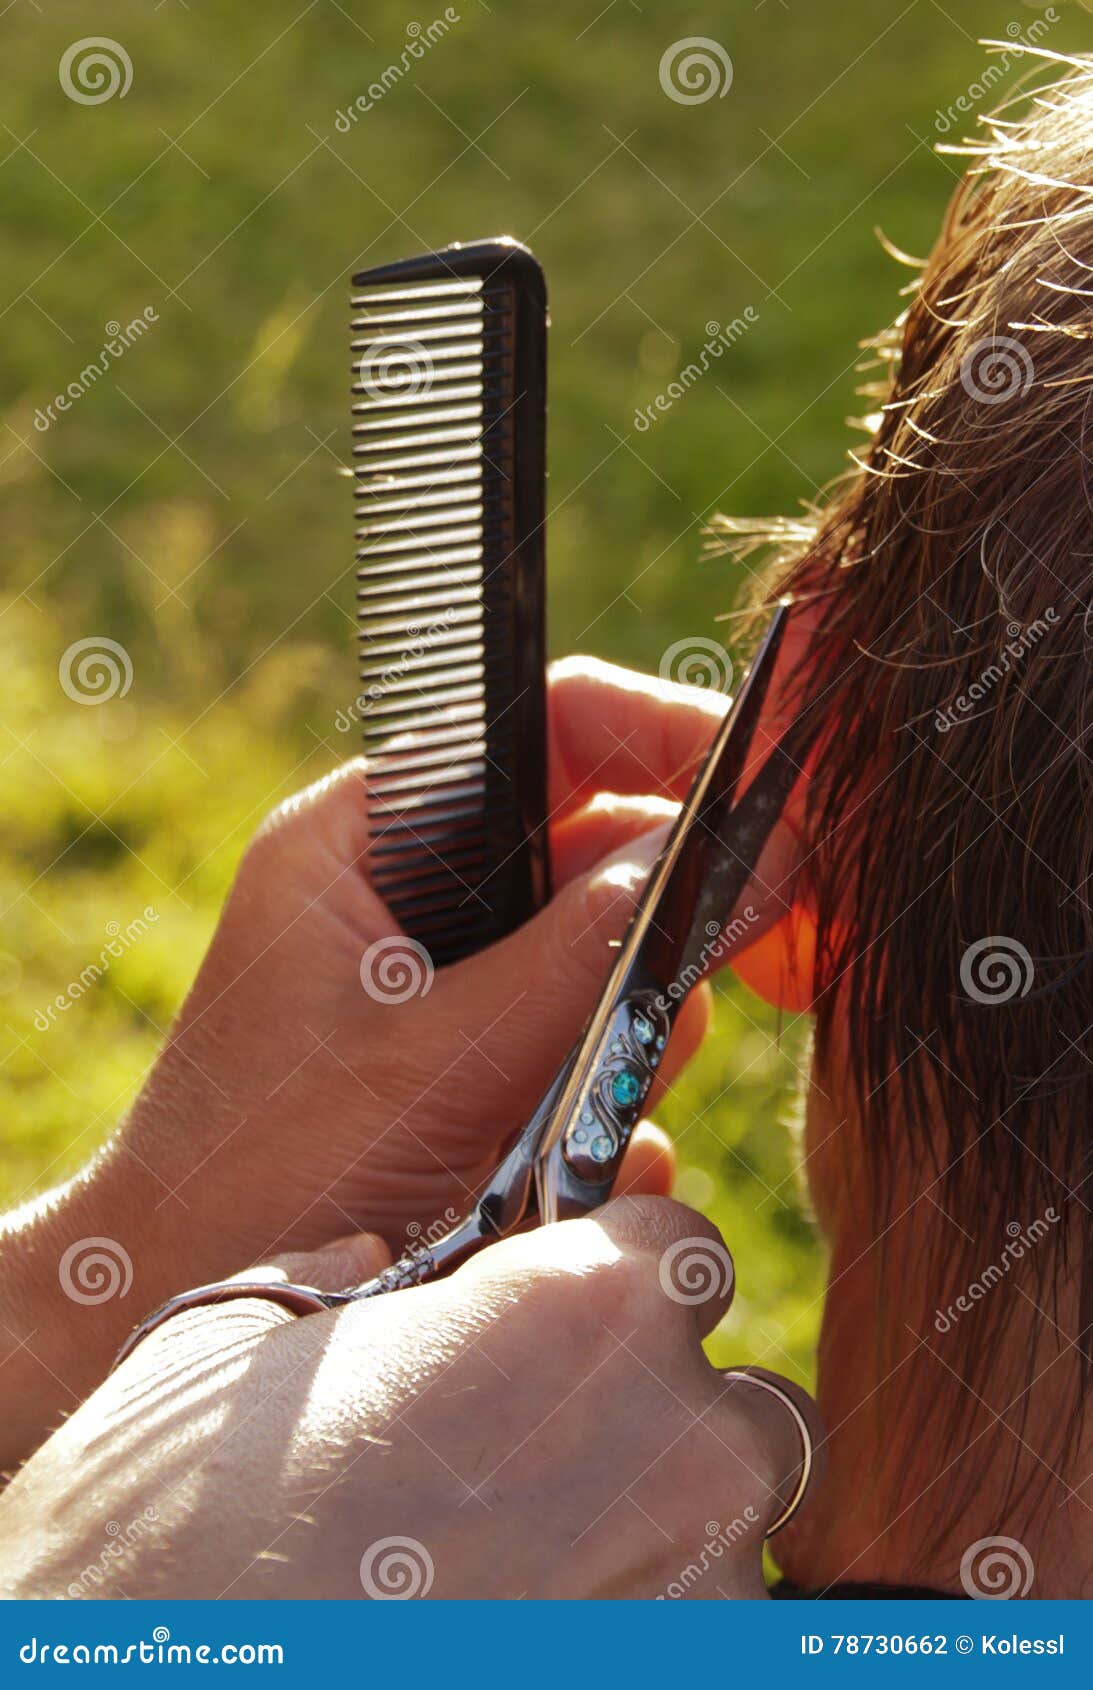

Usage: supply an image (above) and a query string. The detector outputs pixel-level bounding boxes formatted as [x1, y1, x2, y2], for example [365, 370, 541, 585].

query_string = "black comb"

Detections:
[350, 238, 551, 966]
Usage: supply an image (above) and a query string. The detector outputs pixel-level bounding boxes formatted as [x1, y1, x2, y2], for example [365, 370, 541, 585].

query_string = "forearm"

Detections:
[0, 1143, 184, 1475]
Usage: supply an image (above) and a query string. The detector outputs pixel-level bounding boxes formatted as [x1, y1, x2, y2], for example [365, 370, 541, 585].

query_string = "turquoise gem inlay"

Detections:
[611, 1068, 642, 1109]
[632, 1014, 655, 1046]
[573, 1128, 588, 1146]
[590, 1134, 614, 1163]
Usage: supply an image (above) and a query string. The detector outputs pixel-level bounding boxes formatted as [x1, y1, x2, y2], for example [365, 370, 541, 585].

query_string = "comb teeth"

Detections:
[351, 240, 550, 967]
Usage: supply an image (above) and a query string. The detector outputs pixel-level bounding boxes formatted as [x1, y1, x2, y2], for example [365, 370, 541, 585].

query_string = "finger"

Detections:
[412, 824, 715, 1184]
[233, 1232, 392, 1295]
[588, 1194, 737, 1340]
[428, 818, 671, 1063]
[128, 1232, 394, 1371]
[256, 660, 728, 873]
[232, 758, 392, 951]
[712, 1366, 826, 1540]
[548, 657, 729, 813]
[111, 1228, 389, 1402]
[615, 1120, 676, 1198]
[551, 794, 679, 886]
[253, 756, 372, 868]
[466, 1194, 736, 1344]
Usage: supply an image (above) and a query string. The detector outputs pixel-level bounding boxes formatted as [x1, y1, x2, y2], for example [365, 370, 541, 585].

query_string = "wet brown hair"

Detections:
[714, 49, 1093, 1545]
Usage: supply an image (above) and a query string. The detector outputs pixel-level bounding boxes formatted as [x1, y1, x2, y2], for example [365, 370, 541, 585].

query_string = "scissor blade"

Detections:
[637, 604, 792, 985]
[673, 707, 818, 980]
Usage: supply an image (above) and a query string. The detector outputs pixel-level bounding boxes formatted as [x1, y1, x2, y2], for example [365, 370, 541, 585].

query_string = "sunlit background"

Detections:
[1, 0, 1084, 1385]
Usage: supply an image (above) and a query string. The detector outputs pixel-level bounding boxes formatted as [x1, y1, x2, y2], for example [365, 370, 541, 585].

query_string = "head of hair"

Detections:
[713, 47, 1093, 1550]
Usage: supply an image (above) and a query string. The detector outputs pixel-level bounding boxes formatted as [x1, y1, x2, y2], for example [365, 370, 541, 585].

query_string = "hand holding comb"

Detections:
[114, 240, 818, 1367]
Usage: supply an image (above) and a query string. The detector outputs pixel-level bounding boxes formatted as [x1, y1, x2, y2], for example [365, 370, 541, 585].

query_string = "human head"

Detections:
[720, 49, 1093, 1545]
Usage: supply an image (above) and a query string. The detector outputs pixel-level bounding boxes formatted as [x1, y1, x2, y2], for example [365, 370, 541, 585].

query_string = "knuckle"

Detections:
[238, 761, 372, 897]
[251, 760, 369, 856]
[594, 1195, 736, 1318]
[466, 1221, 664, 1350]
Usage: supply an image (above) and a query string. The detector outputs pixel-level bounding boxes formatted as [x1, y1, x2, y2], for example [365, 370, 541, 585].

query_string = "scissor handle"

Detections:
[334, 1053, 580, 1300]
[531, 983, 677, 1221]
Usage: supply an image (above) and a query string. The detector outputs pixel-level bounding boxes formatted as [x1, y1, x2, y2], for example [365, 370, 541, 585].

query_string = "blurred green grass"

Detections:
[1, 0, 1081, 1386]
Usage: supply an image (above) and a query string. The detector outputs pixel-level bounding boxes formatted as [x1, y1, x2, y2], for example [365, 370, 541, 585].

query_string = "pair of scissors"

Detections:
[115, 604, 817, 1366]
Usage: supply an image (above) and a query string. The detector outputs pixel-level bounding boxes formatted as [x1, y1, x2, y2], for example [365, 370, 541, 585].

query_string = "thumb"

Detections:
[421, 821, 708, 1121]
